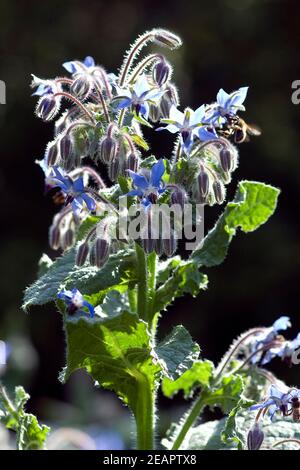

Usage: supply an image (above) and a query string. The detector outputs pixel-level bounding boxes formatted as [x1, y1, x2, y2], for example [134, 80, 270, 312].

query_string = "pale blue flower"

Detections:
[208, 86, 248, 125]
[127, 159, 166, 208]
[31, 74, 57, 96]
[250, 384, 300, 421]
[157, 105, 217, 154]
[58, 288, 94, 317]
[63, 56, 95, 74]
[115, 75, 165, 119]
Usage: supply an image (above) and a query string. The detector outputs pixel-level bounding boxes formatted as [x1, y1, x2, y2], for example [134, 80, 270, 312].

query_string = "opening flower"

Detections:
[63, 56, 96, 74]
[115, 75, 165, 119]
[157, 105, 217, 154]
[48, 167, 96, 216]
[250, 384, 300, 421]
[208, 86, 248, 125]
[58, 288, 95, 317]
[31, 74, 60, 97]
[127, 159, 166, 208]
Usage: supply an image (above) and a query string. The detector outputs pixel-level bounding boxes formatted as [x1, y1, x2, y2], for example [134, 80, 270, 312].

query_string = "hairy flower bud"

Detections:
[162, 233, 177, 257]
[94, 238, 110, 268]
[126, 153, 139, 172]
[160, 84, 179, 118]
[153, 58, 172, 86]
[70, 74, 92, 100]
[213, 180, 225, 204]
[62, 228, 74, 249]
[76, 242, 90, 266]
[197, 171, 210, 198]
[171, 187, 187, 209]
[98, 136, 117, 164]
[60, 133, 72, 161]
[247, 423, 264, 450]
[141, 237, 156, 254]
[36, 95, 59, 121]
[46, 140, 60, 166]
[49, 225, 61, 250]
[149, 104, 161, 123]
[108, 159, 121, 181]
[219, 148, 233, 173]
[154, 29, 182, 50]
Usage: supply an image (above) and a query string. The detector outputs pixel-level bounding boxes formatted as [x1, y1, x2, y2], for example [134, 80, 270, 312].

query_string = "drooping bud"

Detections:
[76, 242, 90, 266]
[197, 171, 210, 199]
[108, 159, 121, 181]
[126, 153, 140, 172]
[62, 228, 74, 249]
[49, 225, 61, 250]
[162, 233, 177, 257]
[94, 238, 110, 268]
[153, 29, 182, 50]
[98, 136, 117, 164]
[219, 148, 233, 173]
[213, 180, 225, 204]
[160, 84, 179, 118]
[70, 74, 92, 100]
[36, 95, 59, 121]
[46, 140, 60, 166]
[171, 187, 187, 209]
[60, 133, 73, 161]
[148, 104, 161, 123]
[141, 237, 156, 254]
[154, 238, 164, 256]
[247, 423, 264, 450]
[153, 58, 172, 86]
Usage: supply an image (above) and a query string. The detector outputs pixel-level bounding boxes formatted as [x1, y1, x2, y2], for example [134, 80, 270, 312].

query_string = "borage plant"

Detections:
[18, 28, 300, 450]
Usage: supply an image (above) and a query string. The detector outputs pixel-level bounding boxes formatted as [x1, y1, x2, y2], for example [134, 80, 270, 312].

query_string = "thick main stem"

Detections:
[135, 243, 148, 321]
[134, 376, 155, 450]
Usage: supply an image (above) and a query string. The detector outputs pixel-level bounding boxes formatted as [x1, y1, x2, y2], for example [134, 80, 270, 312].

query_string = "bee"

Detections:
[281, 388, 300, 422]
[219, 115, 261, 144]
[52, 190, 66, 205]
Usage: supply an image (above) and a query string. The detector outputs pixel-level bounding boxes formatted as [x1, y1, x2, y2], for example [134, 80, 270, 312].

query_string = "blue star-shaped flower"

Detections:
[208, 86, 248, 125]
[63, 56, 96, 74]
[48, 167, 96, 216]
[58, 288, 95, 317]
[127, 159, 166, 208]
[157, 105, 217, 154]
[115, 75, 165, 120]
[31, 74, 57, 97]
[250, 384, 300, 421]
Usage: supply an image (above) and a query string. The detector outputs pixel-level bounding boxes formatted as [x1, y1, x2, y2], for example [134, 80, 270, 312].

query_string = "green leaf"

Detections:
[37, 253, 53, 277]
[131, 134, 149, 151]
[22, 248, 136, 310]
[154, 260, 208, 312]
[162, 360, 214, 398]
[0, 385, 49, 450]
[184, 410, 300, 450]
[192, 180, 280, 267]
[206, 374, 244, 413]
[60, 312, 160, 420]
[221, 396, 255, 449]
[155, 326, 200, 380]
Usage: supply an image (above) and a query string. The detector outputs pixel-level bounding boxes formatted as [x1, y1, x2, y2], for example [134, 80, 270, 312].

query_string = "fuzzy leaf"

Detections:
[154, 260, 208, 312]
[192, 180, 280, 267]
[60, 312, 160, 419]
[156, 326, 200, 380]
[0, 385, 49, 450]
[162, 360, 214, 398]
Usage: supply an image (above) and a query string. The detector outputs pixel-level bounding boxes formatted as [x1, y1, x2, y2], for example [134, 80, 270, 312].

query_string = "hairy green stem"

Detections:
[146, 252, 157, 325]
[135, 243, 148, 322]
[171, 392, 207, 450]
[134, 376, 156, 450]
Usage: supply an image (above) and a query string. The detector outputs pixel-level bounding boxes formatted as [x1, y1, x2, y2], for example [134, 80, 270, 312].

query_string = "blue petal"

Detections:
[84, 56, 95, 68]
[217, 88, 230, 108]
[83, 300, 95, 317]
[81, 193, 96, 212]
[156, 124, 180, 134]
[32, 83, 52, 96]
[230, 87, 248, 107]
[272, 316, 291, 332]
[116, 97, 133, 110]
[198, 127, 218, 141]
[127, 189, 144, 197]
[62, 60, 79, 74]
[128, 171, 149, 190]
[150, 159, 165, 187]
[139, 102, 149, 119]
[134, 75, 151, 97]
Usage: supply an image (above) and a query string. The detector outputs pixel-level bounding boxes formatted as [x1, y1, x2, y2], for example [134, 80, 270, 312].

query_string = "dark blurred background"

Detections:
[0, 0, 300, 449]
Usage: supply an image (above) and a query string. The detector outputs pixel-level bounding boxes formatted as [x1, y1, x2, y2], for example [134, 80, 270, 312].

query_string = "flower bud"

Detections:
[153, 58, 172, 86]
[197, 171, 210, 198]
[213, 180, 225, 204]
[160, 84, 179, 118]
[126, 153, 139, 172]
[60, 133, 72, 160]
[46, 140, 60, 166]
[76, 242, 90, 266]
[141, 237, 156, 254]
[94, 238, 110, 268]
[154, 29, 182, 49]
[36, 95, 59, 121]
[247, 423, 264, 450]
[154, 238, 164, 256]
[98, 136, 117, 164]
[171, 187, 187, 209]
[62, 228, 74, 249]
[108, 159, 121, 181]
[219, 148, 233, 173]
[70, 74, 92, 100]
[149, 104, 161, 123]
[162, 234, 177, 257]
[49, 225, 61, 250]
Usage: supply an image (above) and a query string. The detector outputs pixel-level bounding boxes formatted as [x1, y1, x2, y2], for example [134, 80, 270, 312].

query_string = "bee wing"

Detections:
[247, 124, 261, 136]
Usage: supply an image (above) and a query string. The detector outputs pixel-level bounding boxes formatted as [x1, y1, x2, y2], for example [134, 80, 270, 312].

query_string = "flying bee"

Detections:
[219, 115, 261, 144]
[52, 189, 66, 206]
[281, 389, 300, 422]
